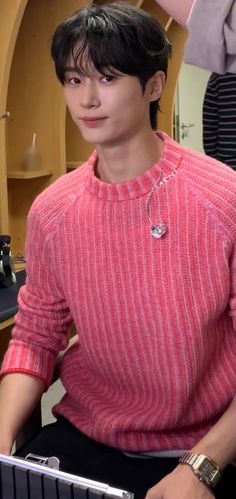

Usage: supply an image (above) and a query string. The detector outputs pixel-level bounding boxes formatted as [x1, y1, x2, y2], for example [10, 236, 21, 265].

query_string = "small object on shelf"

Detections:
[0, 111, 10, 120]
[22, 133, 41, 171]
[0, 235, 16, 288]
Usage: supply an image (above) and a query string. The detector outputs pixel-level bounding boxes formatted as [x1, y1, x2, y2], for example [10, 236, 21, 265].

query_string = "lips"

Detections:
[80, 117, 106, 122]
[79, 116, 107, 128]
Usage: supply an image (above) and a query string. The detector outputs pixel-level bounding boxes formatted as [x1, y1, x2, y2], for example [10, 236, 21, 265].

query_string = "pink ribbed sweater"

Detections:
[1, 133, 236, 452]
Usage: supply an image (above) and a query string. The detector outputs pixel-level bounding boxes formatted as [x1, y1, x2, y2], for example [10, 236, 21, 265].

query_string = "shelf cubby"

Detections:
[7, 170, 53, 179]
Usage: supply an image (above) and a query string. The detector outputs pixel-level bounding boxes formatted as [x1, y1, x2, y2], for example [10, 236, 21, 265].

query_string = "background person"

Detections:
[203, 72, 236, 170]
[156, 0, 236, 74]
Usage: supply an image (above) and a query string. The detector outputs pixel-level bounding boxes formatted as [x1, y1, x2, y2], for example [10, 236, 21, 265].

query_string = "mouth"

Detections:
[80, 116, 107, 122]
[79, 117, 107, 128]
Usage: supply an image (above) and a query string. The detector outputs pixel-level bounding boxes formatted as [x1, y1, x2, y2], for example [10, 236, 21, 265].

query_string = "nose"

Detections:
[80, 79, 100, 108]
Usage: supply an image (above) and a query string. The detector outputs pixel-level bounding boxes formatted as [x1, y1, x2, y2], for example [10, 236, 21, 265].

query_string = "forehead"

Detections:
[64, 41, 125, 78]
[65, 53, 126, 80]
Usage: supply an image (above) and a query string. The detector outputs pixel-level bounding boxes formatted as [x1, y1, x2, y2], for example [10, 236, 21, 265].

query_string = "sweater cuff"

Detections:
[0, 340, 56, 390]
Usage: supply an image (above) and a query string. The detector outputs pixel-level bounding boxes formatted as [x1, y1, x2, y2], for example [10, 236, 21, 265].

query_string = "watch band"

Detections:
[179, 452, 222, 488]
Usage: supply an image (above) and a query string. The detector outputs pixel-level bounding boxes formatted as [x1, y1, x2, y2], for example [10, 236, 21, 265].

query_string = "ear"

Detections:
[148, 71, 166, 102]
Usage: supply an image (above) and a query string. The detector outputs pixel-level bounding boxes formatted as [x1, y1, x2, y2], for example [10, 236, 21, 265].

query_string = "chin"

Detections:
[80, 130, 114, 146]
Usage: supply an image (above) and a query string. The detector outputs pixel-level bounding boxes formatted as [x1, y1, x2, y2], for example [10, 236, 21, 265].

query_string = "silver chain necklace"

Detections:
[146, 170, 176, 239]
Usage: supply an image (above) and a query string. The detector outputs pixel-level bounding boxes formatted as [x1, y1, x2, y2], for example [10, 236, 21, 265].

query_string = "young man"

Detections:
[0, 3, 236, 499]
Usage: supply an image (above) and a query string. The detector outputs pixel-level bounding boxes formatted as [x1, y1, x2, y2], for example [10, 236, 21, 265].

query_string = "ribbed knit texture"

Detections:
[203, 72, 236, 169]
[1, 132, 236, 452]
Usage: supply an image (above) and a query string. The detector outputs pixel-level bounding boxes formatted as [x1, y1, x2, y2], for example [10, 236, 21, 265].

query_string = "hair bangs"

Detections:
[63, 30, 148, 82]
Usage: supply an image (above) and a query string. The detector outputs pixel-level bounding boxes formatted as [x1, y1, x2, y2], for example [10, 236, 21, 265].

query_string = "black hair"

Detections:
[51, 2, 172, 129]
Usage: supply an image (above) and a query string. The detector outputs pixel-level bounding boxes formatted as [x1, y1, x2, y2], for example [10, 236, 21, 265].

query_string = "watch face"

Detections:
[198, 459, 217, 482]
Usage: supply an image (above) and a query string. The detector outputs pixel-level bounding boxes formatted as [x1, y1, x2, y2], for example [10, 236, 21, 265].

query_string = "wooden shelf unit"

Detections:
[0, 0, 186, 295]
[7, 169, 53, 179]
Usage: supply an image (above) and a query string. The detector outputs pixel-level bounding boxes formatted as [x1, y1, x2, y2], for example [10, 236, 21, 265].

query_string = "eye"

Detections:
[100, 74, 116, 83]
[64, 75, 81, 86]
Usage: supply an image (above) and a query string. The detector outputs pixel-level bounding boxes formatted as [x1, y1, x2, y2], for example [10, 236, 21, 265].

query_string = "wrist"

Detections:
[179, 452, 222, 488]
[0, 434, 14, 455]
[0, 444, 12, 455]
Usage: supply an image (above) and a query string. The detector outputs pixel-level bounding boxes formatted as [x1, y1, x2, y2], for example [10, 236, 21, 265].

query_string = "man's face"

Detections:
[63, 62, 160, 148]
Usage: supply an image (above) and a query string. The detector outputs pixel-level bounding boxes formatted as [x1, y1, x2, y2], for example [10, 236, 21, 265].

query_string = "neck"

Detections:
[95, 131, 163, 184]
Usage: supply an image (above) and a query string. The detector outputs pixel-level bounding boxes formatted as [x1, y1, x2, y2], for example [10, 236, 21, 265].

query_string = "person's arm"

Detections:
[185, 0, 236, 74]
[203, 74, 219, 159]
[145, 394, 236, 499]
[0, 199, 73, 452]
[0, 373, 44, 454]
[154, 0, 194, 27]
[145, 227, 236, 498]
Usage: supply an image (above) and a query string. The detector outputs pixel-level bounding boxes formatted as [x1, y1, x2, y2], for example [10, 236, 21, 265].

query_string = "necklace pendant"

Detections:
[150, 223, 167, 239]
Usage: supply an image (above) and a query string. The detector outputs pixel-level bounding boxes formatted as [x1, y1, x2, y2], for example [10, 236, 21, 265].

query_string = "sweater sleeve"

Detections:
[0, 204, 73, 389]
[202, 74, 219, 159]
[154, 0, 194, 27]
[229, 243, 236, 331]
[185, 0, 236, 74]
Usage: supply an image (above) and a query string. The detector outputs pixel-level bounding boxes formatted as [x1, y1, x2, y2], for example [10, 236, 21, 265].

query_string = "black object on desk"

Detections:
[0, 270, 26, 323]
[0, 235, 16, 288]
[0, 454, 134, 499]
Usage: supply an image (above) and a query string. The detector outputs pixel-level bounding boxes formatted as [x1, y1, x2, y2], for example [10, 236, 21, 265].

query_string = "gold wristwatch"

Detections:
[179, 452, 222, 488]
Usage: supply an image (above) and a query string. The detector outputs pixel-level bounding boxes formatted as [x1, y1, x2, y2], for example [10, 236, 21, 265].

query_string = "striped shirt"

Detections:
[203, 72, 236, 169]
[1, 132, 236, 452]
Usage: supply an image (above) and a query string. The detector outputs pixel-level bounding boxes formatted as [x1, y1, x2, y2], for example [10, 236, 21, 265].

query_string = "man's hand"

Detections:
[145, 464, 215, 499]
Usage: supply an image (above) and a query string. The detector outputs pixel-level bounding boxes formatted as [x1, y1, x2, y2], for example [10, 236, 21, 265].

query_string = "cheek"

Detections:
[63, 90, 75, 112]
[104, 90, 143, 118]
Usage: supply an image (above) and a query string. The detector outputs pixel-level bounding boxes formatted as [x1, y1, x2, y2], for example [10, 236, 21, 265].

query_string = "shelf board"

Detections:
[7, 169, 53, 179]
[66, 161, 84, 171]
[0, 316, 14, 331]
[14, 263, 26, 271]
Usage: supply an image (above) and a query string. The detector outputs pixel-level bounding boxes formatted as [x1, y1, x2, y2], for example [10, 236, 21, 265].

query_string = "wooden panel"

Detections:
[139, 0, 170, 27]
[158, 22, 188, 136]
[0, 0, 27, 234]
[6, 0, 65, 177]
[8, 176, 53, 255]
[0, 319, 14, 332]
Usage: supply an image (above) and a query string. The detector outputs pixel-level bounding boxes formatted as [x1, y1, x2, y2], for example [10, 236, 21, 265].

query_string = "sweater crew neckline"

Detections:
[85, 132, 182, 201]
